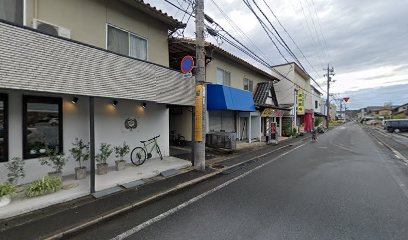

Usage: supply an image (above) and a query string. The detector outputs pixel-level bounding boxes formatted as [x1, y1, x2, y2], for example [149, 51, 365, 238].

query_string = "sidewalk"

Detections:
[0, 134, 313, 240]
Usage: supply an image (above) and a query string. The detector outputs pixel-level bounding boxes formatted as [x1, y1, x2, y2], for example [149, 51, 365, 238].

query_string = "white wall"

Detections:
[94, 98, 169, 161]
[169, 108, 192, 142]
[0, 90, 169, 184]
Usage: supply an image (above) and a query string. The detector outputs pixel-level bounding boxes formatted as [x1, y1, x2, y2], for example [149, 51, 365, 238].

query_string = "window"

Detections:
[315, 100, 318, 109]
[0, 0, 23, 25]
[216, 68, 231, 86]
[0, 94, 8, 162]
[107, 25, 148, 61]
[243, 78, 253, 92]
[23, 96, 63, 159]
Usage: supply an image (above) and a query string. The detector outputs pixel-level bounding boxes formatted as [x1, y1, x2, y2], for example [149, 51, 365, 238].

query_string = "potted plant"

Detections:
[96, 143, 113, 175]
[39, 148, 66, 179]
[5, 157, 25, 185]
[292, 128, 298, 138]
[0, 183, 16, 208]
[69, 138, 90, 180]
[114, 142, 130, 171]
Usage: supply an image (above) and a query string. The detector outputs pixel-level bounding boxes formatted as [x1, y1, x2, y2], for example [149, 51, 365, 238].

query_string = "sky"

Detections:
[146, 0, 408, 109]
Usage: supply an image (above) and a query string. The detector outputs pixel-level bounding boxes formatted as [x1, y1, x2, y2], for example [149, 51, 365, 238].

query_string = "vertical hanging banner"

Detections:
[297, 90, 305, 115]
[195, 85, 203, 141]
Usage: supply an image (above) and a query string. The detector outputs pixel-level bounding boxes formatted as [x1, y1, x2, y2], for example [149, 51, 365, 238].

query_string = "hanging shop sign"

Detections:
[195, 85, 204, 141]
[297, 90, 305, 115]
[124, 118, 138, 131]
[261, 108, 274, 117]
[262, 108, 285, 118]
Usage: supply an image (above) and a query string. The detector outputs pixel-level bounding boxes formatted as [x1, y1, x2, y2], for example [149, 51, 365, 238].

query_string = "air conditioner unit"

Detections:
[32, 19, 71, 39]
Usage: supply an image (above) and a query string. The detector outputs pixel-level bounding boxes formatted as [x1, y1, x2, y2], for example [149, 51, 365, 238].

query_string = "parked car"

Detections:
[385, 120, 408, 133]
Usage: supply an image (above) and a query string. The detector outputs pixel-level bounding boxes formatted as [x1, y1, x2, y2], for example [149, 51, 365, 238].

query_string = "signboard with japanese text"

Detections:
[195, 85, 204, 141]
[261, 108, 274, 117]
[262, 108, 285, 118]
[297, 90, 305, 115]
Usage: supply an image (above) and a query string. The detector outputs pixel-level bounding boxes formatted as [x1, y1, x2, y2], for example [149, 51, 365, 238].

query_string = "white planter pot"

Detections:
[0, 195, 11, 208]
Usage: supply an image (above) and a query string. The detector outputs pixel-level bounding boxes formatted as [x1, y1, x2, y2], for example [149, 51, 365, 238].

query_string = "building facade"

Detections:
[168, 38, 287, 145]
[271, 62, 314, 133]
[0, 0, 195, 189]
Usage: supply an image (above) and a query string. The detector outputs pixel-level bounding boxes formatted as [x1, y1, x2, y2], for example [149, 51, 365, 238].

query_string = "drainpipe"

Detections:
[89, 97, 95, 193]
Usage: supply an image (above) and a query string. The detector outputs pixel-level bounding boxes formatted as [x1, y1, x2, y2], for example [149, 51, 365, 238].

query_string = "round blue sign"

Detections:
[181, 56, 194, 74]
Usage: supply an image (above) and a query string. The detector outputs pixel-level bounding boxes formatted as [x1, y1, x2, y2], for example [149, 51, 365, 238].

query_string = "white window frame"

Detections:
[243, 78, 253, 92]
[216, 68, 231, 86]
[105, 23, 149, 61]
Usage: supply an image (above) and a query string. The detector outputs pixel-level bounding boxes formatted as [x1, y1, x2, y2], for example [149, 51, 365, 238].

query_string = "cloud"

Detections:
[339, 83, 408, 109]
[145, 0, 408, 108]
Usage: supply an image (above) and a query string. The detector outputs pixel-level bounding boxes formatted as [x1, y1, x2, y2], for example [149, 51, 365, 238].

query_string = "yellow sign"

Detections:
[195, 85, 203, 141]
[261, 108, 274, 117]
[297, 90, 305, 115]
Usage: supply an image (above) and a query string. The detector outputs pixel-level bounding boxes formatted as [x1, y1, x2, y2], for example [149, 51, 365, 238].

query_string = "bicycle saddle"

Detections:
[140, 140, 146, 143]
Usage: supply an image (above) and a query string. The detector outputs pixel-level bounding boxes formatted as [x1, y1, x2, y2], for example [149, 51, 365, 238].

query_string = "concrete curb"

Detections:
[367, 128, 408, 164]
[43, 139, 305, 239]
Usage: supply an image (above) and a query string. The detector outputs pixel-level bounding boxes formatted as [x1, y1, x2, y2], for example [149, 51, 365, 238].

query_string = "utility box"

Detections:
[206, 132, 237, 150]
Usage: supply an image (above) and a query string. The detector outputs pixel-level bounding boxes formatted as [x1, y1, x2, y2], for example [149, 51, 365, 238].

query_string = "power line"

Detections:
[249, 0, 305, 70]
[241, 0, 290, 62]
[297, 0, 326, 69]
[303, 0, 329, 62]
[208, 0, 275, 65]
[164, 0, 323, 99]
[261, 0, 322, 79]
[243, 0, 326, 94]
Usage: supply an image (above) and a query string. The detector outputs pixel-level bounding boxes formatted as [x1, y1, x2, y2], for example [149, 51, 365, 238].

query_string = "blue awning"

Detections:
[207, 84, 256, 112]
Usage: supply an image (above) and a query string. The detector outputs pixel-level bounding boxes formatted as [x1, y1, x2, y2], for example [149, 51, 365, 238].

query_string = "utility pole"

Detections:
[324, 64, 335, 128]
[194, 0, 206, 171]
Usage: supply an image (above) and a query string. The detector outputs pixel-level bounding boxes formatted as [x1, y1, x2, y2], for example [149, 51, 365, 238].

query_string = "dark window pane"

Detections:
[0, 95, 8, 162]
[0, 0, 23, 25]
[24, 97, 62, 159]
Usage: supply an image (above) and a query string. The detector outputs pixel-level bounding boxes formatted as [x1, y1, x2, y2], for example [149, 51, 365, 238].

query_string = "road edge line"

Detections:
[43, 140, 304, 239]
[367, 128, 408, 164]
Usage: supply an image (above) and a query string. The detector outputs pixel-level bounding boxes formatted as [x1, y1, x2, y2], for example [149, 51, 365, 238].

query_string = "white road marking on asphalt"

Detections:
[110, 143, 308, 240]
[395, 155, 401, 159]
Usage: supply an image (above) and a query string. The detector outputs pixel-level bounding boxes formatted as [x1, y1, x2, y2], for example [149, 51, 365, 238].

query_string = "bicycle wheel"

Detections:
[131, 147, 147, 166]
[156, 145, 163, 160]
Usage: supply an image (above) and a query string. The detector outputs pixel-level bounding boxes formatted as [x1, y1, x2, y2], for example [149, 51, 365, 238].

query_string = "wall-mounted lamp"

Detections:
[72, 97, 79, 104]
[112, 100, 118, 107]
[142, 102, 147, 109]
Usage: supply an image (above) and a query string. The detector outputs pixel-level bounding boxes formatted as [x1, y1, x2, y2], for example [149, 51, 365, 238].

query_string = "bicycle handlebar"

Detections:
[147, 135, 160, 142]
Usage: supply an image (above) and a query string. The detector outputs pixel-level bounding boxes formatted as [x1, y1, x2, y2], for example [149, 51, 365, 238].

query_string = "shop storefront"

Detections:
[206, 84, 257, 145]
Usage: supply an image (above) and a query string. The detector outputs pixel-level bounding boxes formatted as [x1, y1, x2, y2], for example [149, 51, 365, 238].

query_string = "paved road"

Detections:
[71, 122, 408, 240]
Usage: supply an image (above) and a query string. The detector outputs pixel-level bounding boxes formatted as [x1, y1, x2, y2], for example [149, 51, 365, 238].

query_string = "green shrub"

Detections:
[39, 148, 66, 173]
[5, 157, 25, 184]
[0, 183, 16, 197]
[283, 124, 292, 137]
[25, 176, 62, 198]
[114, 141, 130, 161]
[96, 143, 113, 164]
[69, 138, 90, 168]
[314, 117, 324, 127]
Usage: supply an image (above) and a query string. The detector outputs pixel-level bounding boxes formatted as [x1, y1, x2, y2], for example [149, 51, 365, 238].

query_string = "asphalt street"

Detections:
[70, 122, 408, 240]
